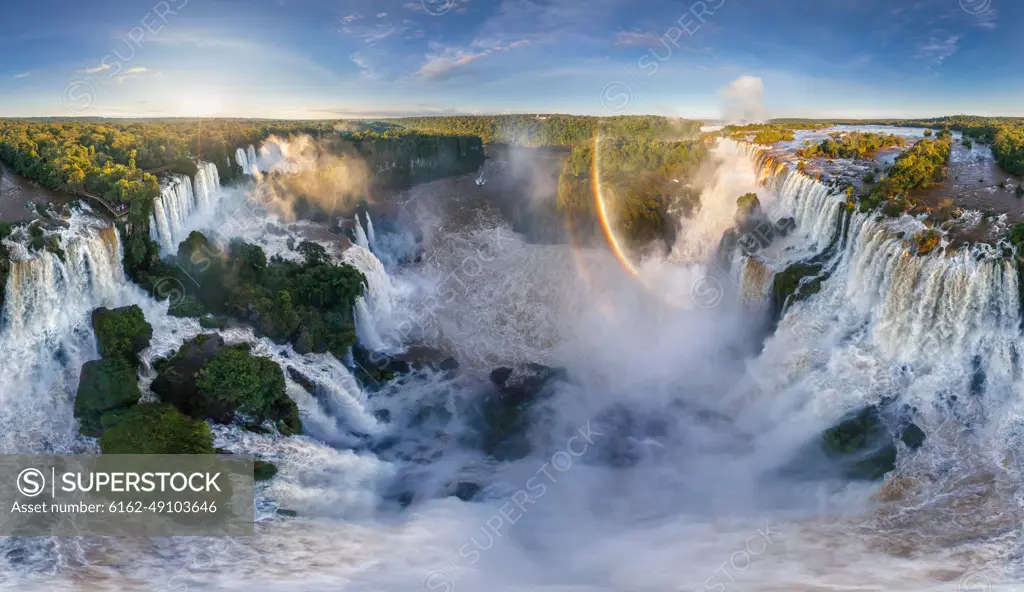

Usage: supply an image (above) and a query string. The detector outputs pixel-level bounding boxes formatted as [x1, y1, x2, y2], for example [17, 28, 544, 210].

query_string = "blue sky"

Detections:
[0, 0, 1020, 119]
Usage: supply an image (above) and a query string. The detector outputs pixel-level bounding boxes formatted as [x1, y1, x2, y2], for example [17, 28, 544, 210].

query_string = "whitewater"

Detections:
[0, 137, 1021, 591]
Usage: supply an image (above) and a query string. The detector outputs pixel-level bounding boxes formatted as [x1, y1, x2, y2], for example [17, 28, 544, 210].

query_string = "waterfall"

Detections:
[150, 174, 195, 252]
[364, 212, 376, 251]
[341, 245, 399, 352]
[353, 215, 370, 250]
[0, 219, 125, 452]
[739, 256, 774, 302]
[839, 214, 1019, 366]
[193, 161, 221, 209]
[236, 147, 249, 174]
[352, 297, 386, 352]
[236, 146, 260, 176]
[149, 162, 224, 253]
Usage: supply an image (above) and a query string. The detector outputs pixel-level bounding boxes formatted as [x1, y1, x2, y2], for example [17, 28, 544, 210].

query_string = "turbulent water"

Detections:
[2, 134, 1023, 590]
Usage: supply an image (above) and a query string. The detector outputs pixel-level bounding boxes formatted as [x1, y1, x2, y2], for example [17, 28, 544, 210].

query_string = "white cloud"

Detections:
[13, 72, 30, 79]
[416, 40, 530, 79]
[613, 31, 661, 48]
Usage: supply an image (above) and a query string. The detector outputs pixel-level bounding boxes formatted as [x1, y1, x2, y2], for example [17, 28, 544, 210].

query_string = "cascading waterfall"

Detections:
[728, 140, 845, 254]
[236, 147, 250, 174]
[149, 162, 224, 253]
[353, 214, 370, 250]
[0, 220, 125, 452]
[839, 213, 1019, 367]
[150, 174, 194, 252]
[738, 256, 774, 302]
[365, 212, 376, 251]
[341, 244, 399, 352]
[193, 161, 221, 209]
[236, 146, 261, 176]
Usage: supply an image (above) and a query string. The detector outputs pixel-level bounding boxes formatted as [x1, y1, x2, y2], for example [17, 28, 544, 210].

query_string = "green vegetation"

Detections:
[99, 404, 214, 455]
[556, 138, 708, 246]
[912, 229, 942, 256]
[152, 335, 302, 435]
[796, 132, 906, 159]
[197, 345, 300, 434]
[74, 358, 141, 437]
[772, 261, 828, 317]
[74, 305, 152, 438]
[391, 115, 702, 146]
[723, 124, 794, 145]
[91, 305, 153, 363]
[858, 134, 953, 212]
[254, 460, 279, 481]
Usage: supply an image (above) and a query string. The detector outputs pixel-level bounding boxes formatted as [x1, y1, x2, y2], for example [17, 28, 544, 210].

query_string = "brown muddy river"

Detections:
[0, 163, 74, 222]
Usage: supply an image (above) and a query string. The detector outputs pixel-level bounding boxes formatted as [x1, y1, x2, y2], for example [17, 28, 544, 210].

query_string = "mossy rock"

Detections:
[74, 358, 142, 437]
[92, 305, 153, 363]
[199, 314, 227, 329]
[822, 406, 897, 481]
[152, 334, 233, 422]
[771, 261, 827, 319]
[254, 460, 278, 481]
[477, 364, 569, 460]
[168, 295, 206, 318]
[197, 346, 300, 433]
[99, 404, 214, 454]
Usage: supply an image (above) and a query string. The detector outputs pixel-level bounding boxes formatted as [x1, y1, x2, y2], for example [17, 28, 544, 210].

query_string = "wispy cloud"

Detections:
[116, 66, 153, 82]
[341, 12, 363, 25]
[417, 39, 530, 79]
[971, 8, 998, 29]
[13, 72, 31, 79]
[613, 31, 661, 48]
[350, 52, 380, 79]
[918, 35, 960, 63]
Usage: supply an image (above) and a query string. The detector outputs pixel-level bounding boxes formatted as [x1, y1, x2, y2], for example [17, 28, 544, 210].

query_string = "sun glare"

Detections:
[179, 95, 224, 117]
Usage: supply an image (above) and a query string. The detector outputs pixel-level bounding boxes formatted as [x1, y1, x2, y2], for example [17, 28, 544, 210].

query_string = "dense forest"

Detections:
[390, 115, 702, 146]
[796, 132, 907, 159]
[0, 118, 486, 291]
[556, 138, 709, 247]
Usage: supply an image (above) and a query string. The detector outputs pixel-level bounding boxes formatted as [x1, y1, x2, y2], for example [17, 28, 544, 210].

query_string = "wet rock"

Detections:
[478, 363, 569, 460]
[91, 305, 153, 363]
[900, 423, 926, 450]
[439, 356, 460, 376]
[74, 358, 142, 437]
[254, 460, 278, 481]
[822, 406, 897, 480]
[588, 403, 670, 468]
[151, 334, 234, 422]
[451, 482, 482, 501]
[286, 366, 318, 394]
